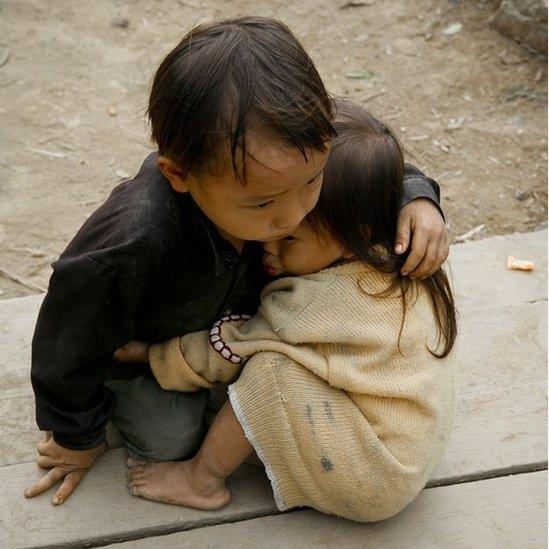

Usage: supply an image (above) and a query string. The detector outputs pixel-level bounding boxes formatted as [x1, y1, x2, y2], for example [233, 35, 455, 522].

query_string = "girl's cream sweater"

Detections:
[149, 261, 456, 522]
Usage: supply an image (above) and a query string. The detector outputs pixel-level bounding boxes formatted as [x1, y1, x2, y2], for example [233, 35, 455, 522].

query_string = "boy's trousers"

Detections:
[104, 375, 223, 461]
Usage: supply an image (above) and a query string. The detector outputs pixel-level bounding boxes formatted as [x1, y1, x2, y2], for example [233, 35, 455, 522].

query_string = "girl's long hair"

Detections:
[307, 99, 457, 357]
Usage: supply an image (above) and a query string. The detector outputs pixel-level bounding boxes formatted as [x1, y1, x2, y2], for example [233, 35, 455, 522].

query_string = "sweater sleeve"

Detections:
[149, 313, 275, 392]
[148, 333, 216, 392]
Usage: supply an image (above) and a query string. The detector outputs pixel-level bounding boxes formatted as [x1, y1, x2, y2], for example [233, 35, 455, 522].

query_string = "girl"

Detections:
[116, 100, 457, 523]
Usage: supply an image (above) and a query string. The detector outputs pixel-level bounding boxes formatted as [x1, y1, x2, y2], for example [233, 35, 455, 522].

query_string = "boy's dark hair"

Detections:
[148, 17, 335, 181]
[307, 99, 457, 358]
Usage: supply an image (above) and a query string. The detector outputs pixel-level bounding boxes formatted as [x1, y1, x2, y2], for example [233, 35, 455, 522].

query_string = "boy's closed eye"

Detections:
[249, 172, 323, 210]
[254, 201, 274, 209]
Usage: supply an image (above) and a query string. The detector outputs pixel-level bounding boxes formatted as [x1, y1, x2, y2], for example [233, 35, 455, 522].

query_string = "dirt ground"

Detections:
[0, 0, 546, 299]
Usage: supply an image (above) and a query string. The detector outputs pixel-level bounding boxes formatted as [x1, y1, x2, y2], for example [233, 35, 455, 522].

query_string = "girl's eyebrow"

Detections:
[246, 169, 324, 202]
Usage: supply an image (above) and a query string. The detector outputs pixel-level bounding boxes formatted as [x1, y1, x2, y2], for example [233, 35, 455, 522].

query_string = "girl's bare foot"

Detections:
[128, 459, 231, 510]
[127, 457, 146, 469]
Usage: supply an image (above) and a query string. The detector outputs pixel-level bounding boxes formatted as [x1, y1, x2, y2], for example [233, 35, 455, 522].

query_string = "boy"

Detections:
[24, 17, 448, 507]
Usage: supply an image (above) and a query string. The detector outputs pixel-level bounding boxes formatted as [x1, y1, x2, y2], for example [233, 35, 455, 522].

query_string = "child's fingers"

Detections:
[410, 238, 441, 279]
[36, 455, 60, 469]
[394, 218, 411, 255]
[37, 439, 54, 456]
[400, 231, 428, 276]
[45, 431, 53, 442]
[52, 471, 84, 506]
[112, 347, 127, 361]
[24, 467, 66, 498]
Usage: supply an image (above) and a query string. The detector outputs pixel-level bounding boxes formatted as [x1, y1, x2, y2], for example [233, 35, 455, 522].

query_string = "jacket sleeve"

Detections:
[31, 254, 145, 450]
[401, 163, 444, 218]
[149, 314, 269, 392]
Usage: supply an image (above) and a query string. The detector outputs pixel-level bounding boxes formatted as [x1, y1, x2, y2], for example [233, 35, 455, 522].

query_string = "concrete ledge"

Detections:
[0, 449, 277, 549]
[107, 471, 548, 549]
[449, 229, 547, 312]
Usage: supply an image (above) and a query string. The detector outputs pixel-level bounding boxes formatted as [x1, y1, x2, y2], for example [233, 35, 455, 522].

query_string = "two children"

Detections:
[25, 17, 450, 509]
[118, 101, 457, 522]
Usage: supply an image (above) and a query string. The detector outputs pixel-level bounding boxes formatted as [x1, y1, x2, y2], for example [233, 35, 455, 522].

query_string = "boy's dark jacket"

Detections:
[31, 152, 442, 450]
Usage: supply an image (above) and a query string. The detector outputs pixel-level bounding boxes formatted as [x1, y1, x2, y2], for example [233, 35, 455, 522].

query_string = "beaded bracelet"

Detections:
[209, 314, 252, 364]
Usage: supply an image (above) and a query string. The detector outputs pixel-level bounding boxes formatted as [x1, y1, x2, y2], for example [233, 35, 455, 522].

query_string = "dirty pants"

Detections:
[104, 375, 227, 461]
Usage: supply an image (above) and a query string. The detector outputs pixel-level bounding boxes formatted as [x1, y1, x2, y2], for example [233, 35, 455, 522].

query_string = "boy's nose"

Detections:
[273, 217, 301, 236]
[262, 241, 279, 255]
[273, 204, 305, 235]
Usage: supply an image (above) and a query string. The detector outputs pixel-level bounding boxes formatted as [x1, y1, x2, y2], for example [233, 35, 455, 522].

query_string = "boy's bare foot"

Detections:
[128, 460, 231, 510]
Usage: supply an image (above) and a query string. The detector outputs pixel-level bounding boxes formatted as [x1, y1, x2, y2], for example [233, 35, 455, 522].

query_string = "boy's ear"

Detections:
[157, 156, 190, 193]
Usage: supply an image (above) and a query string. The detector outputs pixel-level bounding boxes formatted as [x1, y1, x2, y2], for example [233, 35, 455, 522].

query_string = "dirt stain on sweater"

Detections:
[306, 404, 314, 425]
[324, 401, 335, 422]
[321, 456, 334, 471]
[306, 404, 334, 472]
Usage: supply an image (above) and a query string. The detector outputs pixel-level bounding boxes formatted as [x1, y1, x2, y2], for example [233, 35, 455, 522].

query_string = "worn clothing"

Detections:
[104, 377, 209, 461]
[30, 151, 442, 451]
[150, 262, 456, 522]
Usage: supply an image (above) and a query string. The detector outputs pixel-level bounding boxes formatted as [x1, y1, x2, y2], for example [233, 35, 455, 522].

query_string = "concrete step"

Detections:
[106, 471, 548, 549]
[0, 449, 276, 549]
[449, 229, 547, 312]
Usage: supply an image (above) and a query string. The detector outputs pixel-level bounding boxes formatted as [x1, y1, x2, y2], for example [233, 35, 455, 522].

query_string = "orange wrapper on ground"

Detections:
[506, 256, 534, 271]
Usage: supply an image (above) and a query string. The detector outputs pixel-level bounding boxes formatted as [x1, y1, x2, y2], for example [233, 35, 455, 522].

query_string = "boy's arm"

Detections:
[31, 255, 143, 450]
[401, 163, 442, 216]
[27, 252, 148, 506]
[397, 164, 448, 279]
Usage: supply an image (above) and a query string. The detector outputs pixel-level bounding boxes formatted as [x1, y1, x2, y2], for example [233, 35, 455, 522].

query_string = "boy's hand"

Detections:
[113, 340, 150, 363]
[24, 433, 107, 506]
[395, 198, 449, 279]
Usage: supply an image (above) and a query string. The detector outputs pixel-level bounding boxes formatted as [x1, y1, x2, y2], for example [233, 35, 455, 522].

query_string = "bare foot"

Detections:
[128, 460, 231, 510]
[126, 457, 147, 469]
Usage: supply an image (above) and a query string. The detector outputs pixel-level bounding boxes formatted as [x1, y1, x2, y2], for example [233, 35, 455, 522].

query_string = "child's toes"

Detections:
[130, 467, 146, 481]
[130, 484, 145, 497]
[126, 457, 146, 468]
[126, 470, 139, 487]
[130, 477, 145, 488]
[130, 482, 152, 499]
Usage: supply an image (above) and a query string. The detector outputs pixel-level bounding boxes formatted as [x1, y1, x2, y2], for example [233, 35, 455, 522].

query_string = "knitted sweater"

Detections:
[149, 261, 456, 522]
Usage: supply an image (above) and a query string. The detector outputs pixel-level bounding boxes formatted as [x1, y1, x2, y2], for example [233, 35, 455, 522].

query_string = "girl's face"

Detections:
[159, 133, 331, 249]
[262, 224, 349, 276]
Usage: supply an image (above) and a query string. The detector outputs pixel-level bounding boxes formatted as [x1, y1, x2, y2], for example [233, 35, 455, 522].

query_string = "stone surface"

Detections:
[449, 229, 547, 313]
[0, 294, 125, 466]
[431, 377, 547, 483]
[108, 471, 548, 549]
[491, 0, 548, 54]
[0, 295, 44, 466]
[0, 449, 277, 549]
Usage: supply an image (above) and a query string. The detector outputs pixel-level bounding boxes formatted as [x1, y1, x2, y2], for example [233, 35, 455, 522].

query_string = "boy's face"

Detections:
[159, 134, 330, 246]
[262, 224, 349, 276]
